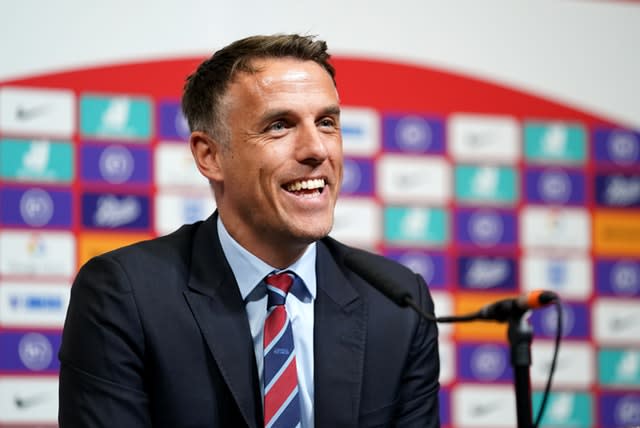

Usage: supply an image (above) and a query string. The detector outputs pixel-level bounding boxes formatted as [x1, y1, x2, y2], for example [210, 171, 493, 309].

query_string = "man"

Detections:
[59, 34, 440, 427]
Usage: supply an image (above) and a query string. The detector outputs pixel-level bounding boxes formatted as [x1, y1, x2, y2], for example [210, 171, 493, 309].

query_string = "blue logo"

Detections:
[596, 174, 640, 208]
[599, 393, 640, 428]
[594, 127, 640, 166]
[157, 100, 190, 140]
[0, 187, 72, 228]
[384, 207, 448, 246]
[524, 122, 586, 164]
[458, 256, 517, 290]
[525, 168, 585, 205]
[384, 250, 446, 288]
[530, 302, 590, 339]
[382, 115, 444, 154]
[0, 138, 74, 182]
[532, 392, 592, 426]
[599, 349, 640, 387]
[455, 165, 518, 205]
[80, 95, 152, 140]
[459, 344, 511, 382]
[596, 259, 640, 297]
[0, 331, 60, 372]
[340, 157, 374, 195]
[455, 209, 516, 248]
[82, 193, 150, 230]
[81, 144, 151, 185]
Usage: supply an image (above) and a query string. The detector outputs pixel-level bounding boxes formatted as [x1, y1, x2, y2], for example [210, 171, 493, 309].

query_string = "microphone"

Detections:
[343, 250, 436, 321]
[436, 290, 559, 323]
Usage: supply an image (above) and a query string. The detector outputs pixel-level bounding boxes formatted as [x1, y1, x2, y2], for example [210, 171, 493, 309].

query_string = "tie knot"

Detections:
[265, 272, 294, 308]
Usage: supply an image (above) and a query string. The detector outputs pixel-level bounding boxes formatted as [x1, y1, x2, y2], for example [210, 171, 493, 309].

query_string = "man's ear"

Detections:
[190, 131, 224, 182]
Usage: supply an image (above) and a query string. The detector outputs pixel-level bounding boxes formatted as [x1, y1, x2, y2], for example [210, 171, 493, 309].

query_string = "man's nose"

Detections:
[296, 123, 329, 165]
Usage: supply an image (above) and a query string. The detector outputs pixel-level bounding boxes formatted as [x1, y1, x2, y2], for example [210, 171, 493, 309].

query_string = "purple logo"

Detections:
[340, 157, 374, 195]
[0, 331, 60, 373]
[525, 168, 585, 205]
[384, 250, 446, 288]
[439, 389, 450, 425]
[382, 115, 444, 154]
[458, 256, 517, 290]
[456, 209, 516, 248]
[599, 393, 640, 428]
[157, 100, 190, 140]
[82, 192, 150, 230]
[81, 144, 151, 185]
[596, 174, 640, 208]
[459, 344, 511, 382]
[594, 128, 640, 166]
[0, 187, 72, 228]
[596, 259, 640, 297]
[530, 302, 590, 339]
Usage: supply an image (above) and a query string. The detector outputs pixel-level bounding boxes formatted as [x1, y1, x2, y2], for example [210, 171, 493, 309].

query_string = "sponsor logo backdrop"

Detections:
[0, 56, 638, 427]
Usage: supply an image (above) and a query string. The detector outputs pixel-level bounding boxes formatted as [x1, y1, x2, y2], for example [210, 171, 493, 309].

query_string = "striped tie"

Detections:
[263, 272, 301, 428]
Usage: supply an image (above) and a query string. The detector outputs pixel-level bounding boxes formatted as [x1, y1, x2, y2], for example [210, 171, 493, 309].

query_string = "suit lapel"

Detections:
[314, 240, 367, 428]
[183, 215, 261, 428]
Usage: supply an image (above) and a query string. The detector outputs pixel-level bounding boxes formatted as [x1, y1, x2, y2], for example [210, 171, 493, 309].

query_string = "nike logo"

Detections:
[15, 104, 50, 121]
[14, 391, 52, 409]
[610, 313, 639, 331]
[471, 401, 501, 417]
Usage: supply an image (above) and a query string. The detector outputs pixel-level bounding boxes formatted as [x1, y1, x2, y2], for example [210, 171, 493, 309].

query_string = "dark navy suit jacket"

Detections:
[59, 213, 440, 427]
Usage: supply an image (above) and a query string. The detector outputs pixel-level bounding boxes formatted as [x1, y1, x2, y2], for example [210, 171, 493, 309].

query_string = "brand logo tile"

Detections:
[0, 187, 72, 228]
[331, 198, 381, 247]
[382, 114, 444, 154]
[599, 349, 640, 387]
[596, 259, 640, 297]
[383, 206, 448, 247]
[377, 155, 450, 203]
[525, 168, 586, 205]
[77, 232, 151, 267]
[448, 114, 520, 162]
[157, 100, 190, 141]
[0, 377, 58, 423]
[521, 207, 590, 250]
[81, 143, 151, 185]
[594, 211, 640, 256]
[457, 255, 517, 291]
[455, 209, 517, 248]
[383, 250, 446, 288]
[0, 331, 60, 373]
[0, 86, 75, 137]
[524, 122, 587, 164]
[532, 391, 593, 427]
[593, 298, 640, 345]
[596, 173, 640, 208]
[593, 127, 640, 166]
[453, 293, 510, 341]
[155, 143, 208, 188]
[458, 343, 512, 382]
[81, 193, 149, 230]
[80, 94, 152, 140]
[452, 384, 515, 427]
[340, 107, 380, 156]
[530, 302, 590, 339]
[0, 282, 70, 328]
[522, 254, 592, 300]
[155, 193, 216, 235]
[341, 157, 374, 196]
[0, 231, 75, 277]
[0, 139, 73, 183]
[455, 165, 518, 205]
[599, 393, 640, 428]
[531, 341, 594, 388]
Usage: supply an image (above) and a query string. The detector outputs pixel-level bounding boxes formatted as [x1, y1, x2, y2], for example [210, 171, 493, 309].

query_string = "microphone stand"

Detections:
[507, 311, 534, 428]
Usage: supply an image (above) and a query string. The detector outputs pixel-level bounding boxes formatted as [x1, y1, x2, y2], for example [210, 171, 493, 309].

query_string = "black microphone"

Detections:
[343, 250, 436, 321]
[437, 290, 559, 323]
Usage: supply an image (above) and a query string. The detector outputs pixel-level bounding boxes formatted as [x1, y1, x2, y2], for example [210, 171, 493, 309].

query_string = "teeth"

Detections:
[286, 178, 325, 192]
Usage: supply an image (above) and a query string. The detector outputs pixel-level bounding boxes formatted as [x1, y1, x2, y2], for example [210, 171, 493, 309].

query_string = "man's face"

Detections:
[213, 58, 343, 262]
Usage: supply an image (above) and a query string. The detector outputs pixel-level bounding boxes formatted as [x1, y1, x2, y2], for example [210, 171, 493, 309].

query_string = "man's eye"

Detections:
[318, 118, 336, 128]
[268, 121, 286, 132]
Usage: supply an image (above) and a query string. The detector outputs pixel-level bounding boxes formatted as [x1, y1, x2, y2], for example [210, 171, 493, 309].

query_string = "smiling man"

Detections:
[59, 34, 440, 428]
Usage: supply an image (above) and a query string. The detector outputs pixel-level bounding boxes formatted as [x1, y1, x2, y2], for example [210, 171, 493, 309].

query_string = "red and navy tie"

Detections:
[263, 272, 301, 428]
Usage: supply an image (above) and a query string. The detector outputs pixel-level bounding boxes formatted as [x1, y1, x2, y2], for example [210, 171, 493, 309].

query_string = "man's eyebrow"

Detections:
[321, 105, 341, 117]
[260, 105, 341, 124]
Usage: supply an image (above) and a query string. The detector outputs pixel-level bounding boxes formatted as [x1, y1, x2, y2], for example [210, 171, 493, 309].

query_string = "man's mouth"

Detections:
[284, 178, 326, 196]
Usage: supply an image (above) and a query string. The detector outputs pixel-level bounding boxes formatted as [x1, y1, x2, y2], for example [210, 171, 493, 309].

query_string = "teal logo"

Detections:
[455, 165, 517, 204]
[80, 95, 152, 140]
[524, 122, 586, 164]
[599, 349, 640, 386]
[532, 391, 592, 426]
[0, 139, 73, 182]
[384, 206, 448, 246]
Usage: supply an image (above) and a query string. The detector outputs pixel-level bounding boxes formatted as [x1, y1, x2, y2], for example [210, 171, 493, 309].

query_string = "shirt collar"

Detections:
[217, 217, 317, 301]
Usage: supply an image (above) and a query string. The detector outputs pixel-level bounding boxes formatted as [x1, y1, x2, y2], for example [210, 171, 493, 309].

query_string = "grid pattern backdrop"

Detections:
[0, 56, 639, 428]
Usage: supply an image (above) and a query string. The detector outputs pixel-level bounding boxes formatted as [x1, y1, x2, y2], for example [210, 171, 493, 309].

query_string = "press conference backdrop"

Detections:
[1, 2, 639, 427]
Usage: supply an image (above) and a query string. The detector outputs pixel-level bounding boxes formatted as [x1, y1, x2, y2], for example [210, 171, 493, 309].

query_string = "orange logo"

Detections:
[594, 210, 640, 256]
[78, 232, 151, 267]
[452, 292, 512, 341]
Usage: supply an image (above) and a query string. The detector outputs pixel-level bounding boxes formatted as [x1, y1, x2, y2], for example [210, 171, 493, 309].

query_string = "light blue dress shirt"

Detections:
[217, 218, 316, 428]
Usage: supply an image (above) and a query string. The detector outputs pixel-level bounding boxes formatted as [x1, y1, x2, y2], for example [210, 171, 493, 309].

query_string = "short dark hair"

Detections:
[181, 34, 336, 144]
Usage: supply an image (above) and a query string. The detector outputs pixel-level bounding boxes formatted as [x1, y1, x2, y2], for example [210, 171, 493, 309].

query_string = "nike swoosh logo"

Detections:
[610, 313, 639, 331]
[14, 391, 52, 409]
[471, 401, 501, 417]
[15, 104, 50, 121]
